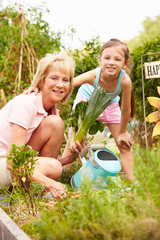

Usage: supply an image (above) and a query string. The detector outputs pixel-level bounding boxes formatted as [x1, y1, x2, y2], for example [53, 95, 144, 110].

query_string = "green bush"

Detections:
[20, 145, 160, 240]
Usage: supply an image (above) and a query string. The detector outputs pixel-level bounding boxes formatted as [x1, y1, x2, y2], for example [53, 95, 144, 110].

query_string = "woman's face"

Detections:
[42, 70, 71, 111]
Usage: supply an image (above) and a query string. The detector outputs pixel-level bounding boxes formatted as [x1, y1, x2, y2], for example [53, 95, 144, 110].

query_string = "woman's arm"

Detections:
[9, 124, 27, 148]
[73, 69, 97, 87]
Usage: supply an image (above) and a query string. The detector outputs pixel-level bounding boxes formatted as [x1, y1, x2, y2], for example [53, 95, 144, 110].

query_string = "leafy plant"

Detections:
[131, 35, 160, 122]
[6, 144, 41, 216]
[69, 84, 112, 147]
[21, 145, 160, 240]
[0, 5, 63, 103]
[1, 145, 160, 239]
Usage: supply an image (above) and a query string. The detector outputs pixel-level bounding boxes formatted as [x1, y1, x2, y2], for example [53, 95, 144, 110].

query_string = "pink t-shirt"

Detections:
[0, 92, 58, 158]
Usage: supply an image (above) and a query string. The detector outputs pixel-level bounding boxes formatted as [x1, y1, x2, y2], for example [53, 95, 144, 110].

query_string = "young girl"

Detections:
[64, 38, 136, 180]
[25, 39, 136, 180]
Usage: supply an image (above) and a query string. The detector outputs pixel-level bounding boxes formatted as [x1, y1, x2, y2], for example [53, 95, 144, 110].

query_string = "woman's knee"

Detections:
[47, 160, 63, 179]
[37, 158, 63, 179]
[44, 115, 64, 131]
[53, 160, 63, 179]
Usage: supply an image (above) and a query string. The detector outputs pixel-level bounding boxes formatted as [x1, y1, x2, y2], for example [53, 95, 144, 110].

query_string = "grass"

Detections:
[1, 144, 160, 240]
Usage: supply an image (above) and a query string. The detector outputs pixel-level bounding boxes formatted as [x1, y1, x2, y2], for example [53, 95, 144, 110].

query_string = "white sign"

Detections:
[144, 61, 160, 79]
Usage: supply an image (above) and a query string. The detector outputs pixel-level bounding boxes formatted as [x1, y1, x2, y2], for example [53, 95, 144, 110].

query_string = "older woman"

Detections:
[0, 52, 83, 199]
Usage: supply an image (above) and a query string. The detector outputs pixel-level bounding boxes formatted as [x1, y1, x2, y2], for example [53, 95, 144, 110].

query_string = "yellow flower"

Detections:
[21, 177, 26, 183]
[146, 86, 160, 137]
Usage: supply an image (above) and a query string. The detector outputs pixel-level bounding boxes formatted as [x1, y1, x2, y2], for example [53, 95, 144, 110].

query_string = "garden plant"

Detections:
[6, 144, 43, 216]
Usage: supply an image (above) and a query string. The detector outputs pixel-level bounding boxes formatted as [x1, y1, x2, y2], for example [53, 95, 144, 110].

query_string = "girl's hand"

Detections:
[23, 86, 39, 95]
[117, 132, 132, 150]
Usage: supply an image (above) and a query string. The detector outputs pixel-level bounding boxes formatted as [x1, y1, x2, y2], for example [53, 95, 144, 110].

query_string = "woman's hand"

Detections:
[71, 138, 85, 154]
[46, 182, 67, 200]
[23, 86, 39, 95]
[117, 132, 132, 150]
[60, 138, 85, 166]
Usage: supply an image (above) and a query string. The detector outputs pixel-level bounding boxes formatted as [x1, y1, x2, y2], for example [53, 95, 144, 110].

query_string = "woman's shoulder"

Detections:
[8, 93, 39, 113]
[16, 92, 37, 104]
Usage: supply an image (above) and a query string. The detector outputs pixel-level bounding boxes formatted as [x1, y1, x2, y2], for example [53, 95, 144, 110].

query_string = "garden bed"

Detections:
[0, 145, 160, 240]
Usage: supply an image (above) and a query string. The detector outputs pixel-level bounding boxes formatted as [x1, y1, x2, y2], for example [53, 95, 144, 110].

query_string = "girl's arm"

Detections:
[118, 74, 132, 148]
[73, 69, 97, 87]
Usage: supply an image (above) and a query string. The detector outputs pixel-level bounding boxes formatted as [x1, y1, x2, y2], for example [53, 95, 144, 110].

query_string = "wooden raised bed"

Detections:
[0, 207, 31, 240]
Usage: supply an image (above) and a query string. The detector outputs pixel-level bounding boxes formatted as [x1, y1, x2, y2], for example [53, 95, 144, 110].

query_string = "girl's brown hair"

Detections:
[100, 38, 136, 119]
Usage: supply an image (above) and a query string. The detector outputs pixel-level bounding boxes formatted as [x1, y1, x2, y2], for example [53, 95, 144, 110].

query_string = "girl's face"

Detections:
[42, 70, 71, 111]
[98, 46, 128, 77]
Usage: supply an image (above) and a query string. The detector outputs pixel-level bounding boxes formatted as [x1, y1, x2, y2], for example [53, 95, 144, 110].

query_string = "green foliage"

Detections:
[6, 144, 41, 216]
[66, 37, 102, 107]
[69, 85, 112, 146]
[70, 100, 105, 136]
[0, 5, 62, 102]
[71, 101, 88, 132]
[72, 36, 101, 76]
[1, 145, 160, 239]
[130, 36, 160, 121]
[7, 144, 38, 176]
[20, 145, 160, 240]
[59, 162, 82, 185]
[127, 15, 160, 51]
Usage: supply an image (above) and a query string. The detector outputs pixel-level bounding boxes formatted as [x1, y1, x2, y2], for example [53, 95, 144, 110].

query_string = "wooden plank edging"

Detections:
[0, 207, 31, 240]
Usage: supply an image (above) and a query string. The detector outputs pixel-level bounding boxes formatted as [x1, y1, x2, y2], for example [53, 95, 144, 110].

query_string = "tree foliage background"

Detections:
[0, 5, 62, 104]
[131, 37, 160, 121]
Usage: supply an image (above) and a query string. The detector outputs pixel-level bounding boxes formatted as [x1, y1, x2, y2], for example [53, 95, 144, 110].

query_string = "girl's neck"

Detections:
[99, 69, 120, 92]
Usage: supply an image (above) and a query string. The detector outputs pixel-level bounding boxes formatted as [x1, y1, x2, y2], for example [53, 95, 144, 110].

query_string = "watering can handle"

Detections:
[88, 143, 97, 167]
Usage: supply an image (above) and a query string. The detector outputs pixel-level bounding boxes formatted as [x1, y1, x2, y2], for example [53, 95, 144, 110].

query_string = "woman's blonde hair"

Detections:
[31, 52, 75, 103]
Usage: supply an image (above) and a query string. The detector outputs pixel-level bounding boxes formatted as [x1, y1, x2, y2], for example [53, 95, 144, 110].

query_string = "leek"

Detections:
[70, 84, 113, 146]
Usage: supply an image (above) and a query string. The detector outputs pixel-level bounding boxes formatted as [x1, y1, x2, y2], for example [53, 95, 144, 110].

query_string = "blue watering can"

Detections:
[71, 144, 121, 188]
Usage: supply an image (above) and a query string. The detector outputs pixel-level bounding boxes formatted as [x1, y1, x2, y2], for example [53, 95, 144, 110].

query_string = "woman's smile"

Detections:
[52, 89, 63, 94]
[42, 71, 70, 111]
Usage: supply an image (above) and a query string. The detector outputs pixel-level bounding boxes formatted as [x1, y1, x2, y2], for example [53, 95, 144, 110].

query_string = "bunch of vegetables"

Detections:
[69, 85, 113, 147]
